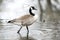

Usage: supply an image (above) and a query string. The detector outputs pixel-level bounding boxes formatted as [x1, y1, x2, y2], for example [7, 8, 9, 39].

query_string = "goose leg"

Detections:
[26, 25, 29, 34]
[17, 26, 22, 33]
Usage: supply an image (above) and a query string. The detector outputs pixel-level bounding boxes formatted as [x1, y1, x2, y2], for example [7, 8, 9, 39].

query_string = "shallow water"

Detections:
[0, 20, 60, 40]
[0, 20, 43, 40]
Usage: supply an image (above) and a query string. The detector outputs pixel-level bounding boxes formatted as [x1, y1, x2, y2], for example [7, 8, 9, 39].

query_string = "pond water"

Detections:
[0, 20, 44, 40]
[0, 20, 60, 40]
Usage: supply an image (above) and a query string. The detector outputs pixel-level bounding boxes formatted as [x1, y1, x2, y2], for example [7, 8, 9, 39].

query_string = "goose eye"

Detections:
[32, 7, 35, 9]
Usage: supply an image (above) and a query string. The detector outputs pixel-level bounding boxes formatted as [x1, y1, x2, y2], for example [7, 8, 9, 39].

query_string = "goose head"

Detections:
[29, 6, 37, 16]
[30, 6, 37, 10]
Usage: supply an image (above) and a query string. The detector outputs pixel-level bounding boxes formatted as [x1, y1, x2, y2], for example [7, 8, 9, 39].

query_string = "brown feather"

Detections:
[13, 14, 35, 26]
[17, 15, 33, 20]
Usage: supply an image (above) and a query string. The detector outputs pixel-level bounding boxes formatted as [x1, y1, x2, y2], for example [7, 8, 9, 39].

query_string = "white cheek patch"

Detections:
[32, 10, 36, 13]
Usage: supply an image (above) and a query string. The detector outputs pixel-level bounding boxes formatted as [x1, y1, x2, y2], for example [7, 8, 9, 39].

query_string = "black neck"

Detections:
[29, 8, 35, 16]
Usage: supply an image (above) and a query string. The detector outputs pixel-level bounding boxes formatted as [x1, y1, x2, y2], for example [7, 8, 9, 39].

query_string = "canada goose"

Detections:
[8, 6, 38, 34]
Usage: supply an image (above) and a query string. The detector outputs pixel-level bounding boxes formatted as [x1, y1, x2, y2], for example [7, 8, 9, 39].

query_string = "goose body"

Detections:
[8, 6, 38, 33]
[13, 14, 37, 26]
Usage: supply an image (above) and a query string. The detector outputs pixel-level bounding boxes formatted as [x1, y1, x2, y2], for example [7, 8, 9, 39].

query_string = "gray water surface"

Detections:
[0, 20, 60, 40]
[0, 21, 43, 40]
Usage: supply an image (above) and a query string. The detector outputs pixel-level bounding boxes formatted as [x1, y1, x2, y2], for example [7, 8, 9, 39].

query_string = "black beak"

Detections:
[34, 8, 37, 10]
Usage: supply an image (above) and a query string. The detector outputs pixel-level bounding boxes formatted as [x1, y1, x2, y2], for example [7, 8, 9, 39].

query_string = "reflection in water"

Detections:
[0, 19, 58, 40]
[18, 33, 36, 40]
[0, 21, 42, 40]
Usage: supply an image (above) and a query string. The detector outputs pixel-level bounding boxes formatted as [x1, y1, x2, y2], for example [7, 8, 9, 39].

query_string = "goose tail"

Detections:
[8, 20, 15, 23]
